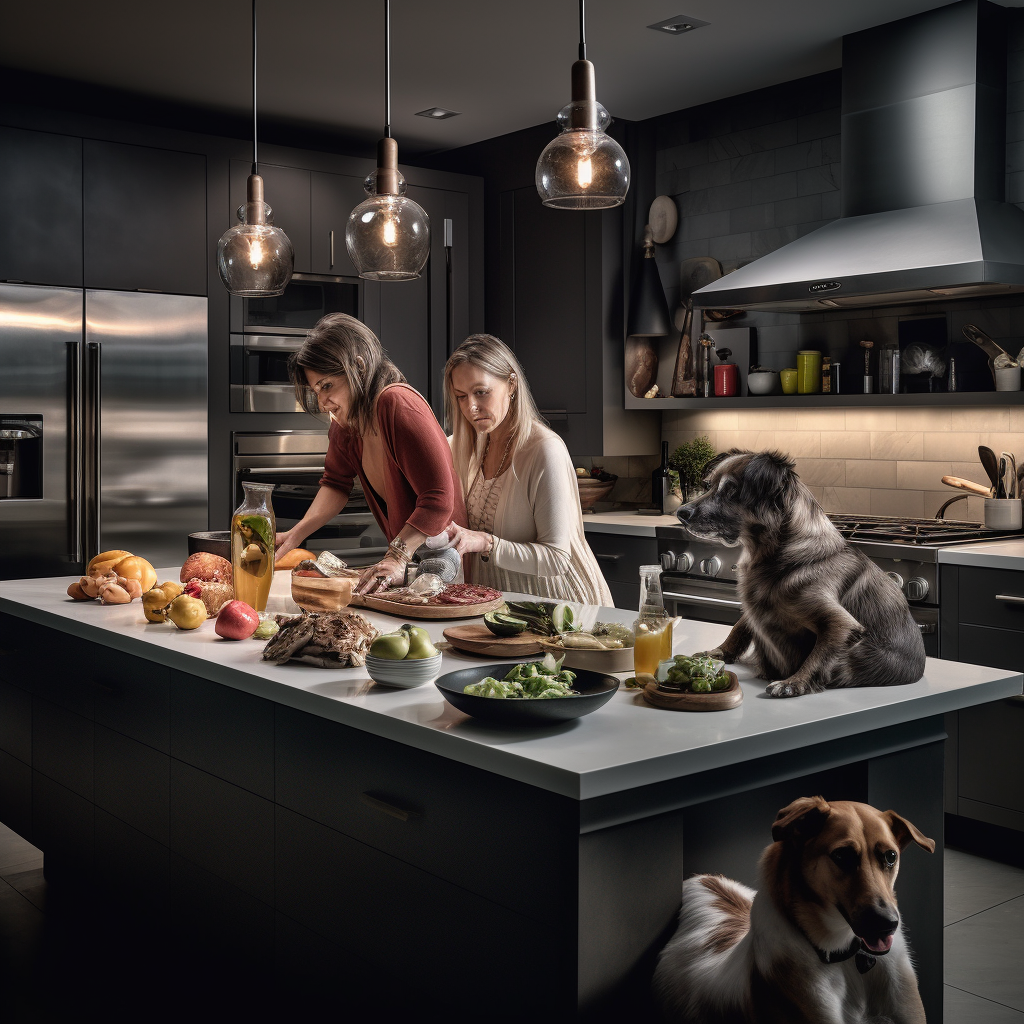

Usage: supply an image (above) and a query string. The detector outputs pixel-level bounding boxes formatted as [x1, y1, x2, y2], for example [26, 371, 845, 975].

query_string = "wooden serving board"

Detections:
[641, 671, 742, 712]
[349, 593, 506, 620]
[443, 624, 544, 657]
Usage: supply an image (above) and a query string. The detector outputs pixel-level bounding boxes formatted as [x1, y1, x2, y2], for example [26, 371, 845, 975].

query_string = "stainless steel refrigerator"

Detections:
[0, 284, 207, 579]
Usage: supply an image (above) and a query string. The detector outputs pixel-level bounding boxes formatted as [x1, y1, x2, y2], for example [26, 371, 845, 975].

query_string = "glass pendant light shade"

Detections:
[217, 174, 295, 297]
[536, 58, 629, 210]
[346, 137, 430, 281]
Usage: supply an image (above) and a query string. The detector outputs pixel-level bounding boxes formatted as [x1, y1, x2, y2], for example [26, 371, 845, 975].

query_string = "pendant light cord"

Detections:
[384, 0, 392, 138]
[578, 0, 586, 61]
[251, 0, 258, 175]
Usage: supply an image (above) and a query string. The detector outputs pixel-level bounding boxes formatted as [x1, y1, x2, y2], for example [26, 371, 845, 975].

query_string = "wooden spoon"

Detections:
[941, 475, 994, 497]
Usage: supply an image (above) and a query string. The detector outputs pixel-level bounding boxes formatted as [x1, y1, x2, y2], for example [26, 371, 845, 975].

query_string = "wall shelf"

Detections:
[624, 391, 1024, 410]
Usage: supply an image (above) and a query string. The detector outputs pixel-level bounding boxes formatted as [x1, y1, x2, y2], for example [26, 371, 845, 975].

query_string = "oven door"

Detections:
[231, 273, 359, 333]
[911, 605, 939, 659]
[230, 334, 304, 412]
[662, 576, 743, 626]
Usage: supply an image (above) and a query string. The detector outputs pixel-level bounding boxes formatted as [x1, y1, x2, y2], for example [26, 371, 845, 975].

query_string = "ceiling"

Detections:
[3, 0, 1021, 155]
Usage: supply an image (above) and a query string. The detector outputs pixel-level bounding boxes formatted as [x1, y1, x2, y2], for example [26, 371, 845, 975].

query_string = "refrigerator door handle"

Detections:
[85, 341, 102, 564]
[66, 341, 82, 564]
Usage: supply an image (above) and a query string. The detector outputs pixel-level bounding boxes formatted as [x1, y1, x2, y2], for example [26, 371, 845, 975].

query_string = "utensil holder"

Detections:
[995, 365, 1021, 392]
[984, 498, 1023, 530]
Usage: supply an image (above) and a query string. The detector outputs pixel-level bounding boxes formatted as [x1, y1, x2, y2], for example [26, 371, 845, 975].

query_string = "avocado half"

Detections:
[483, 611, 530, 637]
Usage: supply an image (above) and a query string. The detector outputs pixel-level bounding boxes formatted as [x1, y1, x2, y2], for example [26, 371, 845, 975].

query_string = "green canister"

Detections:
[797, 350, 822, 394]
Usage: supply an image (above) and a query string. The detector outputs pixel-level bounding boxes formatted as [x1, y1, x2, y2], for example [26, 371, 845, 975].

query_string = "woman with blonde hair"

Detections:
[439, 335, 612, 606]
[275, 313, 467, 594]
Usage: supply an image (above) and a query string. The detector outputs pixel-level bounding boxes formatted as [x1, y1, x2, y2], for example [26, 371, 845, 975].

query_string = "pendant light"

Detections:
[345, 0, 430, 281]
[535, 0, 630, 210]
[216, 0, 295, 297]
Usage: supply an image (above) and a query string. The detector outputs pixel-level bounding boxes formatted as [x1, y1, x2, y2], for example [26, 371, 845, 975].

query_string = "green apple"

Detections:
[369, 630, 410, 660]
[401, 624, 438, 660]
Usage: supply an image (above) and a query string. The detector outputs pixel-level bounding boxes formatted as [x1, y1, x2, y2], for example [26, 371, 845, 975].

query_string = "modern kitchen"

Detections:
[2, 1, 1024, 1021]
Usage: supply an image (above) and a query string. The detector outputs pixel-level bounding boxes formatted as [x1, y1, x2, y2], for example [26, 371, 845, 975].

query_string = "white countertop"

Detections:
[938, 538, 1024, 570]
[1, 570, 1019, 801]
[582, 511, 679, 536]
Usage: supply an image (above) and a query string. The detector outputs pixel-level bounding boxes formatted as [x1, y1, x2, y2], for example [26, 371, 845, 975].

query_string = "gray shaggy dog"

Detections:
[676, 449, 926, 698]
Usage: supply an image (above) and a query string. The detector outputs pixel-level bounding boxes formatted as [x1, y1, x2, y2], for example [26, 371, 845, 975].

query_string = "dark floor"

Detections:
[2, 821, 1023, 1021]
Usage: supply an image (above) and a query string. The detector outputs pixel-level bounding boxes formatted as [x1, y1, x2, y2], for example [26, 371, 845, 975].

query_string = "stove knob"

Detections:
[906, 577, 930, 602]
[660, 552, 676, 571]
[886, 571, 905, 590]
[700, 556, 722, 577]
[675, 552, 694, 572]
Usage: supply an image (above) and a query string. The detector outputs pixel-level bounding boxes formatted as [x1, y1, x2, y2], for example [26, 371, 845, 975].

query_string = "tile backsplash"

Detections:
[662, 406, 1024, 523]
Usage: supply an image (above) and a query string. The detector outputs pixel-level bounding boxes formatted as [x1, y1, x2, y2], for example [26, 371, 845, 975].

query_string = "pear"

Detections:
[401, 624, 438, 660]
[369, 630, 410, 660]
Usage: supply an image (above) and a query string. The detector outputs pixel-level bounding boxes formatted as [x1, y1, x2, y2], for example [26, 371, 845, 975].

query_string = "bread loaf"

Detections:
[275, 547, 316, 570]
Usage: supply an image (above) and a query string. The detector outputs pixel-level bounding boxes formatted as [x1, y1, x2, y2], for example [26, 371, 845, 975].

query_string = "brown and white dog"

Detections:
[676, 449, 926, 697]
[653, 797, 935, 1024]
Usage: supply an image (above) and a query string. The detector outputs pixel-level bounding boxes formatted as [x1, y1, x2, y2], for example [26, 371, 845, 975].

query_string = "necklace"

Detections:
[483, 428, 515, 480]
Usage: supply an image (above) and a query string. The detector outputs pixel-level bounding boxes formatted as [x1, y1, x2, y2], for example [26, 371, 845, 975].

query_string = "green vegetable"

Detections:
[690, 678, 713, 694]
[623, 676, 642, 689]
[238, 514, 273, 553]
[551, 603, 578, 634]
[503, 600, 570, 637]
[711, 673, 732, 692]
[483, 611, 530, 637]
[253, 619, 280, 640]
[462, 660, 581, 700]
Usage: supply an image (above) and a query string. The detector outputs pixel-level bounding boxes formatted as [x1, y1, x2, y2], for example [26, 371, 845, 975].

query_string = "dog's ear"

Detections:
[738, 450, 796, 509]
[883, 811, 935, 853]
[699, 450, 747, 487]
[772, 795, 831, 843]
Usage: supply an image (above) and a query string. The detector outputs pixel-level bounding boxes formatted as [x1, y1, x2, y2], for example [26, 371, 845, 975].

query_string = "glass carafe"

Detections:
[231, 482, 276, 613]
[633, 565, 673, 677]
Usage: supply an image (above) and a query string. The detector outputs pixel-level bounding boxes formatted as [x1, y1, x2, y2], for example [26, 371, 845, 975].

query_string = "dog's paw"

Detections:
[697, 647, 726, 661]
[765, 679, 809, 698]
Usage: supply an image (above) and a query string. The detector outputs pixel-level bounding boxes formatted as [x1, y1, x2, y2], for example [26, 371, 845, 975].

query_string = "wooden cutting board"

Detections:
[443, 624, 544, 657]
[349, 593, 506, 620]
[641, 671, 742, 711]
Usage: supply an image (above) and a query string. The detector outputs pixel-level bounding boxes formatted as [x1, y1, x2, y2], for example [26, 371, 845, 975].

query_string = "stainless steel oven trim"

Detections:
[663, 591, 743, 609]
[230, 334, 305, 352]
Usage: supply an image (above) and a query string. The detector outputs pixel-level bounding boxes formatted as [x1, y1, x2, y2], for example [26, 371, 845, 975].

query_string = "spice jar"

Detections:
[713, 347, 738, 397]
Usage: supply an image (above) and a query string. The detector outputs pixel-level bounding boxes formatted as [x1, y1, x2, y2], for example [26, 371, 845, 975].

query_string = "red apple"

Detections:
[215, 600, 260, 641]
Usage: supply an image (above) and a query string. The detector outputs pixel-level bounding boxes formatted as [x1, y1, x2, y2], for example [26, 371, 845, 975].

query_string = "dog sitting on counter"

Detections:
[676, 449, 926, 698]
[653, 796, 935, 1024]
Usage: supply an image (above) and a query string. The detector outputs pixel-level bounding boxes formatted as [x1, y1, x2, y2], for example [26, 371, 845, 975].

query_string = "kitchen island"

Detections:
[0, 572, 1020, 1022]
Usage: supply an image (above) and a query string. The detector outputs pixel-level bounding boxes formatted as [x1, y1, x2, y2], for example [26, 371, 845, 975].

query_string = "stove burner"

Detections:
[825, 513, 1016, 545]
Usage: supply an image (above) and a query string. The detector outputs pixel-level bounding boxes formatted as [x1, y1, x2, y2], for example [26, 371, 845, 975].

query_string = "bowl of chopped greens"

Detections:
[435, 654, 619, 725]
[656, 654, 730, 693]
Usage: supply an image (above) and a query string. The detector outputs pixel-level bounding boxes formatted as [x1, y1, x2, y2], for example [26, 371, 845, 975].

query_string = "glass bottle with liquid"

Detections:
[633, 565, 674, 677]
[231, 481, 276, 613]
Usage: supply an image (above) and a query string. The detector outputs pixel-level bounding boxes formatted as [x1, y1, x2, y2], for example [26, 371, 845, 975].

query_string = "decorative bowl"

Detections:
[434, 664, 619, 725]
[291, 572, 355, 613]
[536, 638, 635, 674]
[188, 531, 231, 560]
[366, 652, 443, 688]
[577, 477, 616, 511]
[746, 371, 777, 396]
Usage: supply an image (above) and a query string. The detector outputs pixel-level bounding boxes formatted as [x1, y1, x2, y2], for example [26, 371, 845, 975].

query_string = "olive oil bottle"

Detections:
[231, 482, 276, 613]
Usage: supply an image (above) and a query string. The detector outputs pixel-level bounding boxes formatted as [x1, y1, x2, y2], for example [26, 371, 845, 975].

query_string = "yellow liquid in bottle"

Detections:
[231, 512, 273, 613]
[634, 619, 673, 677]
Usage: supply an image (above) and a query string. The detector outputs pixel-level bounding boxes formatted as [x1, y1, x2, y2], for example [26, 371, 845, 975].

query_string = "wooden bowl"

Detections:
[290, 573, 355, 612]
[577, 477, 615, 511]
[536, 638, 634, 673]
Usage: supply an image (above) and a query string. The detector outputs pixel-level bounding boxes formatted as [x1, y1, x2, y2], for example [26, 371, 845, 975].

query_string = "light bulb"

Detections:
[383, 216, 397, 246]
[248, 238, 265, 269]
[577, 155, 593, 188]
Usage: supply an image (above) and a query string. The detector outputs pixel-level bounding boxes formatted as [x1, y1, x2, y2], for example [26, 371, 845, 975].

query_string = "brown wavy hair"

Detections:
[288, 313, 405, 433]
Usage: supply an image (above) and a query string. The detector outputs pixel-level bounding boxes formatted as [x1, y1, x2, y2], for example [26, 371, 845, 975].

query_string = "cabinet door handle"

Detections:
[995, 594, 1024, 604]
[359, 792, 418, 821]
[663, 591, 743, 609]
[917, 623, 936, 634]
[329, 229, 335, 268]
[594, 553, 622, 563]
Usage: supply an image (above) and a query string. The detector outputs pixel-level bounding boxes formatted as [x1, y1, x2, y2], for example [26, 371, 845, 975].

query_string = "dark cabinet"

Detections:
[309, 170, 365, 277]
[0, 127, 83, 287]
[229, 160, 311, 274]
[586, 530, 657, 609]
[84, 140, 206, 295]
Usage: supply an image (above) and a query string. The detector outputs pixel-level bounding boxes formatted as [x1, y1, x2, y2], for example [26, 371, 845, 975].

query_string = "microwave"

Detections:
[230, 272, 361, 412]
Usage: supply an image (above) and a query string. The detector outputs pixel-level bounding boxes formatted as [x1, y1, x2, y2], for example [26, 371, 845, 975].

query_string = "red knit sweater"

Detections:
[319, 383, 467, 541]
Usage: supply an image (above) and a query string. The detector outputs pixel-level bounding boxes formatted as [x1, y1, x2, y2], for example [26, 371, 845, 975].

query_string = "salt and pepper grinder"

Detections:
[859, 340, 874, 393]
[713, 347, 738, 397]
[698, 333, 716, 398]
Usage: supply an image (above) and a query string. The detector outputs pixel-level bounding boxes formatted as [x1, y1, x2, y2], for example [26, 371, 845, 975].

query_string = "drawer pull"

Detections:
[917, 623, 936, 635]
[359, 792, 418, 822]
[595, 553, 622, 563]
[994, 594, 1024, 604]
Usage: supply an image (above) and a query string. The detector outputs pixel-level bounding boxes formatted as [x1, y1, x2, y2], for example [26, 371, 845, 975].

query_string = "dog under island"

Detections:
[0, 572, 1019, 1022]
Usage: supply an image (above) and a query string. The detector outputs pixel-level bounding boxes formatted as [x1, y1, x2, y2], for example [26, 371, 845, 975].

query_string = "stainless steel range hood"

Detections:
[692, 0, 1024, 313]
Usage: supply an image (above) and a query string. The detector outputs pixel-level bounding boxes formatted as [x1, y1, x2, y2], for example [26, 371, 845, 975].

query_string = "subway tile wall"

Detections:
[662, 407, 1024, 523]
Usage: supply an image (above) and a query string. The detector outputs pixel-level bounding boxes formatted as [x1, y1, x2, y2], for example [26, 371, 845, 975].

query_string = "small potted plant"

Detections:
[669, 435, 716, 503]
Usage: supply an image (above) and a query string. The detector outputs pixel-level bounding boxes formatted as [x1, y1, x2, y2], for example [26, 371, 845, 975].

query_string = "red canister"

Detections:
[714, 362, 739, 397]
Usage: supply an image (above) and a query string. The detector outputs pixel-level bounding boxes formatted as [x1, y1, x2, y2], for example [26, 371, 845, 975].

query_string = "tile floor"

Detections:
[1, 820, 1023, 1021]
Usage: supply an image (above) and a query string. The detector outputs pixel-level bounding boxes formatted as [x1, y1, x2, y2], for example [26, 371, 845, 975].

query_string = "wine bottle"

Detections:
[651, 441, 670, 514]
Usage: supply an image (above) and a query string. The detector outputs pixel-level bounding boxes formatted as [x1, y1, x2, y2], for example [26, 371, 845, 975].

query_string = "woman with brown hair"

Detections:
[275, 313, 467, 594]
[439, 334, 612, 606]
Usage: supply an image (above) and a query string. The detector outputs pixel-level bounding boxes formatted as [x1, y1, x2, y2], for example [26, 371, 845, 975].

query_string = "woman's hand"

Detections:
[355, 555, 407, 595]
[274, 529, 305, 561]
[443, 522, 492, 556]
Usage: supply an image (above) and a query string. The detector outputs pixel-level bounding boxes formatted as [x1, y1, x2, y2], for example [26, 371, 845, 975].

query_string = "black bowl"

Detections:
[188, 531, 231, 560]
[434, 663, 619, 725]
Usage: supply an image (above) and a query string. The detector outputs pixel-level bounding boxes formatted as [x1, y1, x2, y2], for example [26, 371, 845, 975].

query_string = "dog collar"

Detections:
[814, 939, 879, 974]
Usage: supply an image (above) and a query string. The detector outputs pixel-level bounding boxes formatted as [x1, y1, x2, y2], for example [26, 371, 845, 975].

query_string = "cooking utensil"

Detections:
[671, 257, 722, 397]
[998, 456, 1007, 498]
[962, 324, 1012, 362]
[1002, 452, 1018, 499]
[941, 475, 994, 497]
[979, 445, 1000, 490]
[434, 665, 619, 725]
[188, 531, 231, 560]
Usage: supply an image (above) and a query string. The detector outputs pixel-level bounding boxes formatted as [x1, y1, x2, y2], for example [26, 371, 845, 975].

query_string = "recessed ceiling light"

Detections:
[648, 15, 709, 35]
[415, 107, 461, 119]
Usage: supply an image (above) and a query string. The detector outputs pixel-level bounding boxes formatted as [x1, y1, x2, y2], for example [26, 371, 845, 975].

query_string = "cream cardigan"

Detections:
[458, 426, 613, 607]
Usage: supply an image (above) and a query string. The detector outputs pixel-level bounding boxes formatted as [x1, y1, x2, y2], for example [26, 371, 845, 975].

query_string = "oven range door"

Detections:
[662, 576, 743, 626]
[911, 604, 939, 659]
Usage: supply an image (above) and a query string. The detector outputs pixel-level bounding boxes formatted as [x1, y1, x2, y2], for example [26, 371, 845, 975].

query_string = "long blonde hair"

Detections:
[444, 335, 544, 492]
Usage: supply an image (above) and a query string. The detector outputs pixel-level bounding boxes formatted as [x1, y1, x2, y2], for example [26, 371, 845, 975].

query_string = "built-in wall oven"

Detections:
[232, 430, 387, 568]
[230, 273, 360, 412]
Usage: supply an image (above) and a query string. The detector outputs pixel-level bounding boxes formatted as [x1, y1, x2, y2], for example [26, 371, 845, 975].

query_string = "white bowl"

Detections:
[365, 652, 443, 688]
[746, 371, 777, 395]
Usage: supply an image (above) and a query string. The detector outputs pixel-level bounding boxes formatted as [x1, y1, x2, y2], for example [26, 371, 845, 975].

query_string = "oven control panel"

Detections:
[873, 556, 937, 606]
[656, 528, 741, 584]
